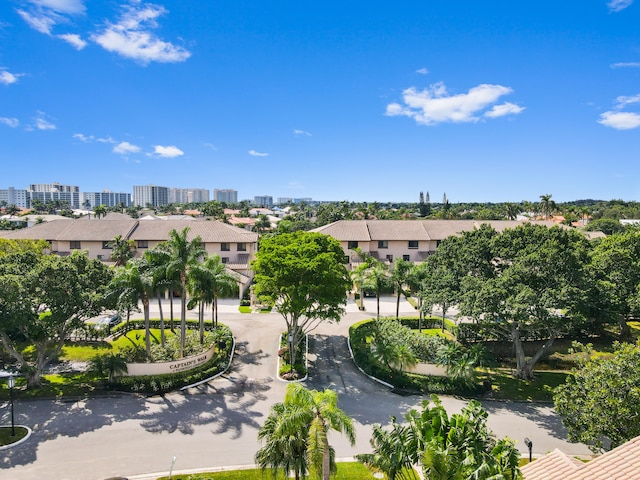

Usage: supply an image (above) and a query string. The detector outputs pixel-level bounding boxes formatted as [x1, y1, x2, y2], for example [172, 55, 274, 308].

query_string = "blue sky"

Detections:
[1, 1, 639, 203]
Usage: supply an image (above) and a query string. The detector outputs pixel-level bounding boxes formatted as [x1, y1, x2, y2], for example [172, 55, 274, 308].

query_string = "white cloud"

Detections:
[16, 8, 58, 34]
[113, 141, 141, 154]
[615, 94, 640, 108]
[293, 129, 312, 136]
[0, 69, 23, 85]
[73, 132, 93, 142]
[611, 62, 640, 68]
[92, 3, 191, 64]
[32, 0, 85, 14]
[249, 150, 269, 157]
[153, 145, 184, 157]
[0, 117, 20, 128]
[598, 111, 640, 129]
[97, 136, 116, 143]
[416, 67, 429, 75]
[484, 102, 525, 118]
[33, 112, 56, 130]
[608, 0, 633, 12]
[58, 33, 87, 49]
[386, 81, 523, 125]
[203, 142, 218, 150]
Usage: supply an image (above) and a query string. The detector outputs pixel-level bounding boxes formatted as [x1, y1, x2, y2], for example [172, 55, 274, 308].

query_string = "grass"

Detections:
[0, 426, 29, 447]
[157, 462, 382, 479]
[479, 369, 569, 402]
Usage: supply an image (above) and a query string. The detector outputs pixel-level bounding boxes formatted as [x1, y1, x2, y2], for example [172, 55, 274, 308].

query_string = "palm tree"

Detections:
[538, 194, 556, 220]
[357, 420, 420, 480]
[253, 214, 271, 233]
[88, 353, 128, 383]
[157, 227, 205, 357]
[94, 204, 108, 219]
[255, 402, 309, 480]
[108, 235, 136, 266]
[110, 258, 155, 357]
[390, 259, 412, 320]
[285, 383, 355, 480]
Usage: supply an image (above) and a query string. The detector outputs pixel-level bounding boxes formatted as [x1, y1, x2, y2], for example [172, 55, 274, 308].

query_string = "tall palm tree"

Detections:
[94, 204, 108, 219]
[255, 402, 309, 480]
[110, 258, 155, 357]
[284, 383, 355, 480]
[157, 227, 205, 357]
[539, 194, 555, 220]
[390, 259, 412, 320]
[108, 235, 136, 267]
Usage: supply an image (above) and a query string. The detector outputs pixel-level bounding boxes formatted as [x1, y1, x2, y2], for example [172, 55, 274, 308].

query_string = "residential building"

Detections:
[133, 185, 169, 207]
[254, 195, 273, 207]
[29, 190, 81, 209]
[521, 434, 640, 479]
[312, 219, 560, 267]
[0, 187, 30, 208]
[0, 218, 258, 296]
[29, 182, 79, 193]
[214, 189, 238, 204]
[80, 191, 132, 209]
[169, 188, 210, 204]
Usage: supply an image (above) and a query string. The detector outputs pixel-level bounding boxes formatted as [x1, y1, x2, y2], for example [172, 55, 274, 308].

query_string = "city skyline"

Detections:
[1, 1, 639, 203]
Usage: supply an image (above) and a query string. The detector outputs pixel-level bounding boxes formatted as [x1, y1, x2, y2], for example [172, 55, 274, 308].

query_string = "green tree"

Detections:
[589, 230, 640, 339]
[0, 251, 112, 387]
[255, 402, 310, 480]
[554, 341, 640, 451]
[88, 353, 128, 383]
[110, 257, 155, 356]
[252, 232, 350, 371]
[584, 217, 625, 235]
[94, 204, 108, 219]
[390, 259, 412, 320]
[108, 234, 136, 266]
[538, 194, 556, 220]
[289, 383, 356, 480]
[156, 227, 205, 357]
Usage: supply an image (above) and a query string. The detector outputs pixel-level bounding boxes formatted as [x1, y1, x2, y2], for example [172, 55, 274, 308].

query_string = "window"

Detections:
[70, 241, 81, 250]
[137, 240, 148, 249]
[221, 257, 229, 264]
[237, 242, 247, 251]
[436, 240, 442, 248]
[403, 254, 410, 262]
[344, 255, 350, 264]
[386, 254, 393, 262]
[97, 254, 104, 260]
[378, 240, 388, 249]
[408, 240, 419, 249]
[347, 241, 359, 249]
[221, 242, 230, 251]
[102, 241, 112, 249]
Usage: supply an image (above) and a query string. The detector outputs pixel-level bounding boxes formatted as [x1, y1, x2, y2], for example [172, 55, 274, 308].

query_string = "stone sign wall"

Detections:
[125, 345, 216, 376]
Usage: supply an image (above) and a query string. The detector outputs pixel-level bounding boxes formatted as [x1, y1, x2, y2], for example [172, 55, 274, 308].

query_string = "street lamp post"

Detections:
[7, 374, 15, 437]
[524, 437, 533, 463]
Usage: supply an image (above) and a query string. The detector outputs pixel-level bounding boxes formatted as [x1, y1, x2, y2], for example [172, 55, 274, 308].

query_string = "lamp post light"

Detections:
[524, 437, 533, 463]
[7, 374, 15, 437]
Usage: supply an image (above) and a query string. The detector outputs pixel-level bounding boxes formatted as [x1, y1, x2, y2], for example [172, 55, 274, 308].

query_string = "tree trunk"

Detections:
[157, 293, 165, 347]
[322, 437, 331, 480]
[169, 294, 175, 333]
[376, 291, 380, 319]
[199, 299, 205, 345]
[396, 290, 401, 320]
[180, 275, 187, 358]
[619, 315, 632, 341]
[512, 324, 558, 380]
[143, 298, 151, 358]
[418, 297, 423, 333]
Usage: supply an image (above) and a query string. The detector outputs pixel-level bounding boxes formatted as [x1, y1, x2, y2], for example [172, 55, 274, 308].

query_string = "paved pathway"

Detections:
[1, 296, 591, 480]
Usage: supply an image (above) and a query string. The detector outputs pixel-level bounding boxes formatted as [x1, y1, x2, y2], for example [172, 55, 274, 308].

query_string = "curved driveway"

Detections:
[1, 297, 591, 480]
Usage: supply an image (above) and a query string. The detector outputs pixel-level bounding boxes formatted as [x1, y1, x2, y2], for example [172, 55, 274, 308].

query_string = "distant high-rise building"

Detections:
[277, 197, 312, 205]
[29, 182, 79, 193]
[169, 188, 210, 204]
[214, 189, 238, 204]
[254, 195, 273, 207]
[0, 187, 30, 208]
[80, 191, 132, 209]
[133, 185, 169, 207]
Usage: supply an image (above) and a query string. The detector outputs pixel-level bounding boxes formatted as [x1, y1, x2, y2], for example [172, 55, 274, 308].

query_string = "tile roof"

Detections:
[312, 219, 562, 241]
[2, 219, 257, 243]
[521, 435, 640, 480]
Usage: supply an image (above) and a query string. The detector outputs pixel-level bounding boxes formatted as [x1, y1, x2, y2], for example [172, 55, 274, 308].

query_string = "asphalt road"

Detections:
[0, 297, 592, 480]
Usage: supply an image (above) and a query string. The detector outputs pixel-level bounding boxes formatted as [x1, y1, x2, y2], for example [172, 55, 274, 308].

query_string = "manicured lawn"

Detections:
[157, 462, 382, 479]
[479, 369, 569, 402]
[0, 426, 29, 447]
